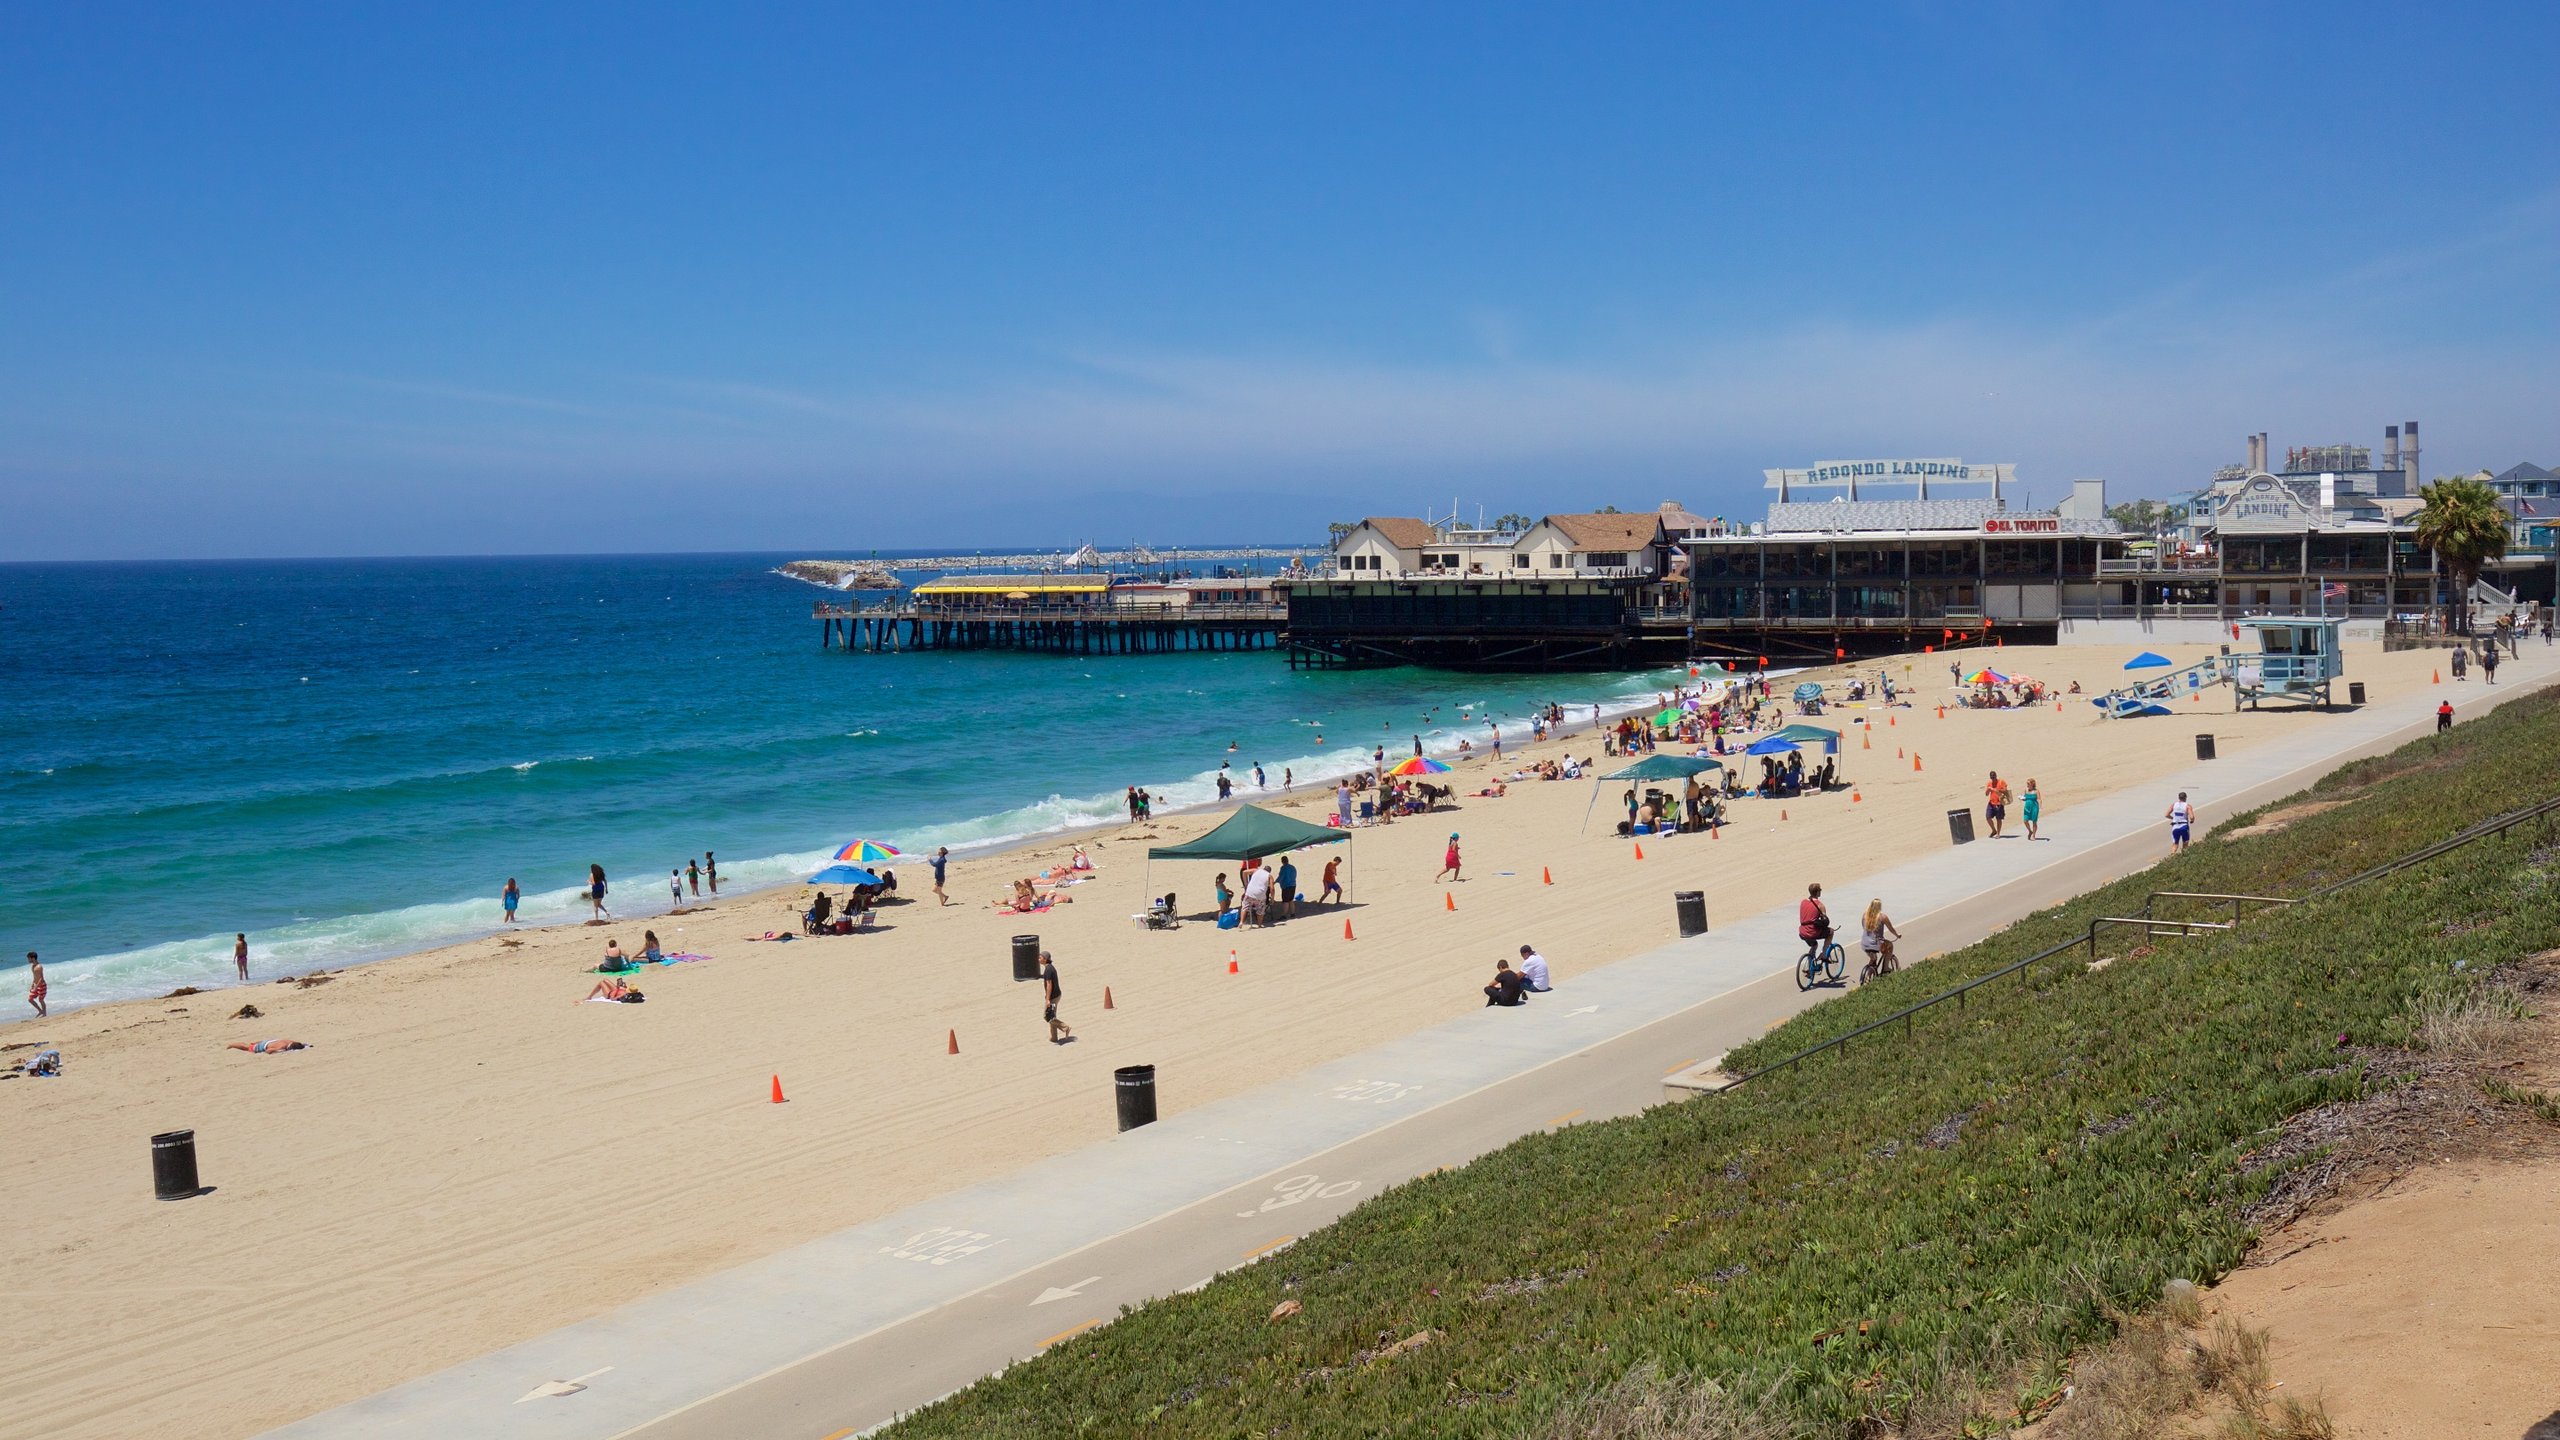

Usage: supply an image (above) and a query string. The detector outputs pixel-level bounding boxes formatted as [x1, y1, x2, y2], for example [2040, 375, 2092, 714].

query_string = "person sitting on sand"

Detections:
[599, 938, 634, 971]
[1011, 879, 1040, 912]
[806, 891, 834, 933]
[1069, 847, 1093, 871]
[639, 931, 664, 963]
[1482, 959, 1528, 1007]
[581, 977, 641, 1003]
[228, 1038, 311, 1053]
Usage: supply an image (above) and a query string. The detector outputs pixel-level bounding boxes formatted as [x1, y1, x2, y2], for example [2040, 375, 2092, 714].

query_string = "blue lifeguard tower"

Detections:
[2227, 617, 2345, 711]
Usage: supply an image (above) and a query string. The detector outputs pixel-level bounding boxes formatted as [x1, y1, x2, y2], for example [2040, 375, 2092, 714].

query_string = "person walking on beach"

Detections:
[24, 953, 43, 1018]
[1320, 855, 1344, 905]
[705, 852, 719, 894]
[234, 933, 250, 982]
[1438, 832, 1463, 883]
[686, 858, 701, 897]
[1276, 854, 1299, 919]
[2166, 792, 2195, 854]
[2481, 642, 2499, 684]
[2452, 645, 2468, 681]
[589, 864, 612, 920]
[930, 846, 950, 905]
[1040, 950, 1073, 1044]
[503, 877, 520, 923]
[1489, 722, 1501, 759]
[1283, 767, 1292, 790]
[2021, 779, 2043, 841]
[1126, 785, 1140, 821]
[670, 868, 684, 906]
[1983, 771, 2011, 839]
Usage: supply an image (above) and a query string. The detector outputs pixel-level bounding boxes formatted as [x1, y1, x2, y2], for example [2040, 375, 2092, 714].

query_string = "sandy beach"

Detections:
[0, 640, 2467, 1439]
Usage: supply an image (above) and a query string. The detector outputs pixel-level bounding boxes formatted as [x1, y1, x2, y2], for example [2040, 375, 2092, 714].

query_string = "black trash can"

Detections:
[1114, 1064, 1158, 1132]
[151, 1129, 201, 1201]
[2348, 681, 2366, 706]
[1011, 934, 1041, 983]
[2195, 733, 2217, 761]
[1946, 808, 1975, 845]
[1673, 890, 1708, 938]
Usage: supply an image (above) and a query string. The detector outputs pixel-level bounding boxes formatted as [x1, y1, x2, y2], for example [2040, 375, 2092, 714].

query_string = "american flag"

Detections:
[2322, 582, 2346, 598]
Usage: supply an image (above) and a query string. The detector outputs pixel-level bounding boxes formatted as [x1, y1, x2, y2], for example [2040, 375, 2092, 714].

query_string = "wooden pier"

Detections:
[818, 600, 1284, 655]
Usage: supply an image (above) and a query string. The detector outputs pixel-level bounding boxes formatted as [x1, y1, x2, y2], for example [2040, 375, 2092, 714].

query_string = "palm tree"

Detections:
[2414, 473, 2508, 634]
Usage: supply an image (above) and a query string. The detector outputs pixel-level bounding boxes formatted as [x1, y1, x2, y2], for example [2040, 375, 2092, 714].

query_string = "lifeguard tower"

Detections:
[2226, 617, 2344, 711]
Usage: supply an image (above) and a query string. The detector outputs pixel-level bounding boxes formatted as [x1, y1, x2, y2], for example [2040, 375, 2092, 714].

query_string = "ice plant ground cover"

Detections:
[884, 693, 2560, 1438]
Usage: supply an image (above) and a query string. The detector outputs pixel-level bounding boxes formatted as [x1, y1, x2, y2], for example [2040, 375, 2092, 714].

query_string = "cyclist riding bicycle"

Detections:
[1797, 882, 1832, 961]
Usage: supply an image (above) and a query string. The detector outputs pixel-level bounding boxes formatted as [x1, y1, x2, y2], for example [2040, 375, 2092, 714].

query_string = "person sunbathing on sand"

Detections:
[581, 978, 639, 1002]
[228, 1038, 311, 1054]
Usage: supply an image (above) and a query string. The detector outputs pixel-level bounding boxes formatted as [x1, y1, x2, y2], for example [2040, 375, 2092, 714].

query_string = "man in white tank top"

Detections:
[2165, 792, 2195, 853]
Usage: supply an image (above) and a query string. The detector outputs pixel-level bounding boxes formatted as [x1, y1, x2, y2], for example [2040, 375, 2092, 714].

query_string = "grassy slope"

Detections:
[884, 693, 2560, 1437]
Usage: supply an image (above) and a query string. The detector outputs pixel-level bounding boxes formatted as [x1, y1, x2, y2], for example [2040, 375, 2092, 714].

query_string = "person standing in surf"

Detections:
[704, 852, 718, 894]
[234, 933, 250, 982]
[502, 877, 520, 923]
[589, 864, 611, 920]
[25, 953, 44, 1018]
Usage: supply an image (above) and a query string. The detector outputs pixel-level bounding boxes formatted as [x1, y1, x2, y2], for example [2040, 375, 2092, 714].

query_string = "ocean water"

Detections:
[1, 554, 1684, 1011]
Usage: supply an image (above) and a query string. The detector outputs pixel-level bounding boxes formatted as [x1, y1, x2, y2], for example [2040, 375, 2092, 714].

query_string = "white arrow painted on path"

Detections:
[1031, 1276, 1102, 1306]
[1564, 1005, 1600, 1016]
[515, 1367, 612, 1402]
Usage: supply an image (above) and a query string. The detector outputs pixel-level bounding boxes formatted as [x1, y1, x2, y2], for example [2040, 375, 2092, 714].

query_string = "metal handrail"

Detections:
[1715, 793, 2560, 1093]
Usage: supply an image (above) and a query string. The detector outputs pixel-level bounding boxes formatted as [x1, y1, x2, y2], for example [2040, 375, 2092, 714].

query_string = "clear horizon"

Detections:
[4, 3, 2555, 562]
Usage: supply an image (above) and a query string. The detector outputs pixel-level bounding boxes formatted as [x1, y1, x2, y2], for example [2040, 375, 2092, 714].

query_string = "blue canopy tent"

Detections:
[1743, 735, 1800, 756]
[2125, 651, 2172, 670]
[1774, 724, 1839, 753]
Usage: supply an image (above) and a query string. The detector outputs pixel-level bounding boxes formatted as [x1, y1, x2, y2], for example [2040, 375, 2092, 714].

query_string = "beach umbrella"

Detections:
[830, 839, 903, 863]
[2125, 651, 2172, 670]
[1790, 681, 1824, 703]
[1775, 724, 1839, 752]
[1652, 708, 1686, 727]
[808, 864, 883, 887]
[1743, 735, 1801, 756]
[1960, 668, 2013, 686]
[1385, 755, 1450, 776]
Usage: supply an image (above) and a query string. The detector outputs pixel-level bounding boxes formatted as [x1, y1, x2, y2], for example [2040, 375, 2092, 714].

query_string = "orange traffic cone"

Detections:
[1897, 746, 1904, 758]
[1228, 955, 1239, 974]
[1781, 809, 1789, 821]
[946, 1029, 959, 1055]
[1711, 824, 1721, 839]
[1103, 987, 1115, 1009]
[1862, 729, 1870, 749]
[1343, 918, 1355, 940]
[771, 1074, 787, 1103]
[1633, 843, 1645, 861]
[1913, 753, 1923, 771]
[2432, 669, 2441, 684]
[1541, 866, 1553, 885]
[1937, 705, 1946, 719]
[1889, 714, 1896, 727]
[1852, 789, 1862, 803]
[1444, 891, 1457, 911]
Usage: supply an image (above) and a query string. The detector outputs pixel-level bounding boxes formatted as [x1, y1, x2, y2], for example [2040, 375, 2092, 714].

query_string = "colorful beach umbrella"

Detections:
[1385, 755, 1451, 776]
[1961, 668, 2013, 686]
[830, 839, 903, 863]
[808, 864, 883, 887]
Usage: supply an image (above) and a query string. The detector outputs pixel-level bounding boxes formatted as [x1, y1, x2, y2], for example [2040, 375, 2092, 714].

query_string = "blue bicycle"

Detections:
[1796, 933, 1846, 990]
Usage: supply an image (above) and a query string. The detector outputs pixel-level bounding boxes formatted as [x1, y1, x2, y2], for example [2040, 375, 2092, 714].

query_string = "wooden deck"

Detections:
[816, 600, 1285, 655]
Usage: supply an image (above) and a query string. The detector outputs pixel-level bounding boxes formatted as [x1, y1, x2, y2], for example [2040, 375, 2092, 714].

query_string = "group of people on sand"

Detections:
[531, 853, 723, 927]
[996, 848, 1093, 914]
[1212, 851, 1343, 927]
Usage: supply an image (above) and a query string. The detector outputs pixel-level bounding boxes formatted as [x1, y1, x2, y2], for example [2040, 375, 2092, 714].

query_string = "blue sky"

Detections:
[3, 3, 2556, 559]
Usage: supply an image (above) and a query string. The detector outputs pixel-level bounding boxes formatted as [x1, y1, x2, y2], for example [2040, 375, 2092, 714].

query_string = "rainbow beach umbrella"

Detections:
[1960, 668, 2013, 686]
[1385, 755, 1451, 776]
[830, 839, 903, 863]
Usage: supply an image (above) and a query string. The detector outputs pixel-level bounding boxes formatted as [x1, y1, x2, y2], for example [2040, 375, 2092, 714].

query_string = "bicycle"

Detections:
[1796, 933, 1846, 989]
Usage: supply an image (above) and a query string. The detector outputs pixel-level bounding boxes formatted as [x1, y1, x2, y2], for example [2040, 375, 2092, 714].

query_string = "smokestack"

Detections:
[2403, 420, 2419, 494]
[2246, 433, 2264, 472]
[2384, 424, 2399, 476]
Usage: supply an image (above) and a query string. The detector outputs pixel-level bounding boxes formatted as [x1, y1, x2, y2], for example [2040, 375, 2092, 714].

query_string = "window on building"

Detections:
[1549, 554, 1565, 569]
[1512, 553, 1529, 568]
[1586, 551, 1628, 568]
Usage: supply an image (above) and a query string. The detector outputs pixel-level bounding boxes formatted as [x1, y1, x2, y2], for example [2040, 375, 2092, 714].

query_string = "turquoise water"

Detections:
[1, 555, 1680, 1011]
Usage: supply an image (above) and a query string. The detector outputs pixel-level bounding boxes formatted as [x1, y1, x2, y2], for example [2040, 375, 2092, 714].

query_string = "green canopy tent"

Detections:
[1775, 724, 1840, 753]
[1586, 753, 1723, 832]
[1145, 802, 1352, 918]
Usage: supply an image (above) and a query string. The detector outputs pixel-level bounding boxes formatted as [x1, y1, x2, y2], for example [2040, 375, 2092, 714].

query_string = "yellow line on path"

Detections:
[1036, 1319, 1102, 1349]
[1241, 1235, 1297, 1260]
[1662, 1057, 1701, 1076]
[818, 1429, 856, 1440]
[1548, 1109, 1584, 1126]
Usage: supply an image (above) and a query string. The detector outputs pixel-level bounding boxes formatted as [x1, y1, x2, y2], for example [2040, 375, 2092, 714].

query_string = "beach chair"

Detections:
[1134, 893, 1181, 931]
[1357, 801, 1376, 826]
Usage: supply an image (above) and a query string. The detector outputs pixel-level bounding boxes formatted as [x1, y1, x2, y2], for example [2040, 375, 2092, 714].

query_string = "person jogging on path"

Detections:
[1040, 950, 1073, 1044]
[2439, 699, 2455, 732]
[930, 846, 950, 906]
[1437, 833, 1463, 883]
[2166, 792, 2195, 854]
